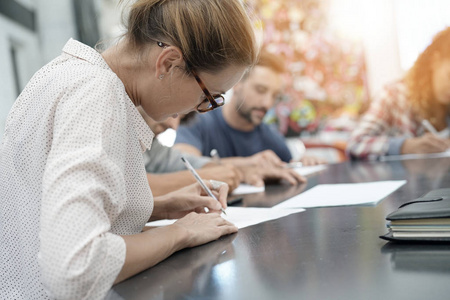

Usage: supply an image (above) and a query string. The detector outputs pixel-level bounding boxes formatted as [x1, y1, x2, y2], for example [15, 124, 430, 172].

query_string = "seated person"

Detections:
[347, 27, 450, 160]
[138, 107, 242, 195]
[138, 107, 306, 196]
[174, 50, 324, 167]
[0, 0, 256, 297]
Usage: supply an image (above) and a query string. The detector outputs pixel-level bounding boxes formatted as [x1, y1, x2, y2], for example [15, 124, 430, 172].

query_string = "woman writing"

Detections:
[0, 0, 258, 299]
[347, 27, 450, 159]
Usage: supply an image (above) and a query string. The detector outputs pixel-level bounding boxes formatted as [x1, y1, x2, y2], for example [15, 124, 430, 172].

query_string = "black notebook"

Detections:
[381, 188, 450, 242]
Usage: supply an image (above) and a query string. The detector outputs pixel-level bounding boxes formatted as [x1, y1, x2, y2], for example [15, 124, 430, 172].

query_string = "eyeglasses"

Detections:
[157, 41, 225, 113]
[189, 68, 225, 113]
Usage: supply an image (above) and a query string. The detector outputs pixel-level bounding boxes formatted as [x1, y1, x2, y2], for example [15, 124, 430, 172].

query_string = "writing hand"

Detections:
[151, 181, 229, 220]
[401, 133, 450, 154]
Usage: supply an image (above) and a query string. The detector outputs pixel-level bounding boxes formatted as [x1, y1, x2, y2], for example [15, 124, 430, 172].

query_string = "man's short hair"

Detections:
[242, 50, 286, 80]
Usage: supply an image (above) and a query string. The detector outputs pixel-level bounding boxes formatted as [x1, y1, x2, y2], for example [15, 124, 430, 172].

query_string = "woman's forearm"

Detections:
[115, 224, 189, 284]
[147, 173, 196, 196]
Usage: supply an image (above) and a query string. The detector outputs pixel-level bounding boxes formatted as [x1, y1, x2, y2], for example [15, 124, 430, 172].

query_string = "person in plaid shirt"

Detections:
[347, 27, 450, 160]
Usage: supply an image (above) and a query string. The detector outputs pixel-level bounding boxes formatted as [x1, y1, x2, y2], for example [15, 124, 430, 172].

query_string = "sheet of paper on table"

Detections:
[146, 207, 304, 229]
[273, 180, 407, 208]
[293, 165, 327, 176]
[231, 184, 265, 195]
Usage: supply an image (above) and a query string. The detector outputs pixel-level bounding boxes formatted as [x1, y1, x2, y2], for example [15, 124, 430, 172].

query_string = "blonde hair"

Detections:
[405, 27, 450, 128]
[120, 0, 259, 73]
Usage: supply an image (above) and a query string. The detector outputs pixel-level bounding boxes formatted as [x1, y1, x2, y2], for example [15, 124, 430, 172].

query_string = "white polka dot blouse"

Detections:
[0, 39, 155, 299]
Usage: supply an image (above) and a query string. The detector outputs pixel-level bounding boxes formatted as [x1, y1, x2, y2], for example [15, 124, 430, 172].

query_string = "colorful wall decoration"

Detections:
[247, 0, 369, 137]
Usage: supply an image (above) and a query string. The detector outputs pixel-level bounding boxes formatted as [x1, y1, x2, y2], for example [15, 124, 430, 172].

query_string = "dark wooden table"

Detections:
[111, 157, 450, 300]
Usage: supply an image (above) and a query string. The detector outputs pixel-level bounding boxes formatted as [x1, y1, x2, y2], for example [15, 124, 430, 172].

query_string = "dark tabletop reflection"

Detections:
[113, 234, 236, 300]
[381, 243, 450, 274]
[400, 157, 450, 189]
[113, 157, 450, 300]
[237, 182, 307, 207]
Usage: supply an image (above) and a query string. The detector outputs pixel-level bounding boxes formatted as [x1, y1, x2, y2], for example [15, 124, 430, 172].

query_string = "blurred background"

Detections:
[1, 0, 449, 161]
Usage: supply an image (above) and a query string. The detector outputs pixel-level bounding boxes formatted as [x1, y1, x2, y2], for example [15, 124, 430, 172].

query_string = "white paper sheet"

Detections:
[231, 184, 265, 195]
[145, 207, 304, 229]
[293, 165, 327, 176]
[273, 180, 407, 208]
[379, 150, 450, 161]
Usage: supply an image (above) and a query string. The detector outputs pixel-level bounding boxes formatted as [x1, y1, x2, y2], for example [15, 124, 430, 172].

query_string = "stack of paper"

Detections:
[383, 188, 450, 240]
[387, 218, 450, 238]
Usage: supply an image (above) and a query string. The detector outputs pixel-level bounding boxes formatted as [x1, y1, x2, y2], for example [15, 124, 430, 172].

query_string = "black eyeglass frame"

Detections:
[157, 41, 225, 113]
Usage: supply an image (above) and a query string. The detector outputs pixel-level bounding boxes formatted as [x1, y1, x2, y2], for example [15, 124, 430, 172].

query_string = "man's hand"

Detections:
[240, 166, 307, 187]
[248, 150, 286, 168]
[198, 164, 243, 192]
[298, 155, 327, 166]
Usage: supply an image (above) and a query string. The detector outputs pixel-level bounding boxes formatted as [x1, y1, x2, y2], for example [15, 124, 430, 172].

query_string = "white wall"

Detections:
[97, 0, 125, 43]
[36, 0, 77, 64]
[328, 0, 450, 98]
[394, 0, 450, 70]
[327, 0, 403, 97]
[0, 0, 77, 143]
[0, 16, 41, 142]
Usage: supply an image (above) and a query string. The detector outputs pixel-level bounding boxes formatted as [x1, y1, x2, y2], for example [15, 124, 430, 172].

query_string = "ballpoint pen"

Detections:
[181, 156, 227, 215]
[421, 119, 439, 136]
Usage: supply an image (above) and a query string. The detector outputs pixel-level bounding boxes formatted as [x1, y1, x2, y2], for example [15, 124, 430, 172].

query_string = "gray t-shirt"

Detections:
[144, 139, 211, 173]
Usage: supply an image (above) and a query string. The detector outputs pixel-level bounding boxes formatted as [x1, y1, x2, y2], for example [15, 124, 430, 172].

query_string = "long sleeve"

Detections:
[1, 39, 153, 300]
[38, 76, 129, 299]
[144, 139, 211, 173]
[346, 81, 419, 160]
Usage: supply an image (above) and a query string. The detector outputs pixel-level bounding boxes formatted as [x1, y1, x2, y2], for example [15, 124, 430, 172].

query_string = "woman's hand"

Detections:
[118, 210, 236, 284]
[172, 212, 238, 248]
[151, 181, 229, 221]
[401, 133, 450, 154]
